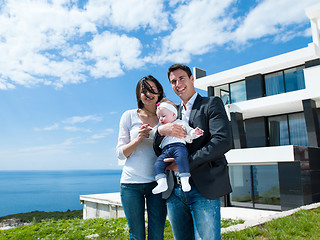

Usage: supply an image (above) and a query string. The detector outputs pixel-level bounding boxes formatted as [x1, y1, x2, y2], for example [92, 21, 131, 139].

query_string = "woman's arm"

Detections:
[122, 124, 151, 158]
[116, 111, 152, 161]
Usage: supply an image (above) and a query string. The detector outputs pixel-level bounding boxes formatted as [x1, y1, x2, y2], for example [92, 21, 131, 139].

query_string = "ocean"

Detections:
[0, 169, 122, 217]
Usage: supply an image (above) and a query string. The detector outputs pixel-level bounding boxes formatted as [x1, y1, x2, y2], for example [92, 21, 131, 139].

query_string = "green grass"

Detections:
[1, 207, 319, 239]
[222, 207, 320, 239]
[0, 210, 82, 223]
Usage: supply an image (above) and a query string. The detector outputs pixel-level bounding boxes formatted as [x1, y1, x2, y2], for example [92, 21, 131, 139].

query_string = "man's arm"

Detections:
[153, 129, 164, 156]
[189, 97, 232, 170]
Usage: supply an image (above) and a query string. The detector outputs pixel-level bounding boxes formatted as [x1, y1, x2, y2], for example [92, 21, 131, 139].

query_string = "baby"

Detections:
[152, 99, 204, 194]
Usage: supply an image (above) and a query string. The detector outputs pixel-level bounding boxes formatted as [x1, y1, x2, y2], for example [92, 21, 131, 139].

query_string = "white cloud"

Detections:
[233, 0, 319, 44]
[105, 0, 169, 33]
[149, 0, 235, 63]
[0, 0, 318, 89]
[0, 0, 168, 89]
[88, 31, 143, 78]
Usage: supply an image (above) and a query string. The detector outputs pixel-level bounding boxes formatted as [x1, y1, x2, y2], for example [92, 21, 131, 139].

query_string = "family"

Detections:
[116, 64, 232, 240]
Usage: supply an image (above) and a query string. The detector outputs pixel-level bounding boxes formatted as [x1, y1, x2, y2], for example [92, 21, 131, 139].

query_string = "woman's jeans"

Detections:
[120, 182, 167, 240]
[167, 181, 221, 240]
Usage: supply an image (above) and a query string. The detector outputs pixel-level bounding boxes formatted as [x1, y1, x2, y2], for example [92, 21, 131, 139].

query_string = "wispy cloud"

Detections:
[90, 128, 114, 140]
[62, 115, 103, 124]
[0, 137, 78, 158]
[34, 115, 102, 132]
[63, 126, 92, 132]
[34, 123, 59, 131]
[0, 0, 317, 89]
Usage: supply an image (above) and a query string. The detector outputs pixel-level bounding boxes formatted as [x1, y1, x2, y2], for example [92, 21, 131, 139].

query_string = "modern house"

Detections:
[194, 3, 320, 211]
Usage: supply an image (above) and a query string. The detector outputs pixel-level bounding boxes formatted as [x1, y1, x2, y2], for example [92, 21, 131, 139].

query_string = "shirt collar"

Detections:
[181, 92, 198, 110]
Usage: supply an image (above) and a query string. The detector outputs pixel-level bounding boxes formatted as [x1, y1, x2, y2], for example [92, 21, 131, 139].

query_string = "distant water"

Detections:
[0, 169, 122, 217]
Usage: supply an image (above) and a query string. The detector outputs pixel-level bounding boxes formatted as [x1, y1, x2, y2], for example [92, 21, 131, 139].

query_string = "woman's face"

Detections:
[140, 80, 159, 107]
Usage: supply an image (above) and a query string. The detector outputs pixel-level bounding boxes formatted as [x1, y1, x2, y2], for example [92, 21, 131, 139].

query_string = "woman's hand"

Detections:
[123, 123, 152, 158]
[158, 123, 186, 138]
[134, 123, 152, 143]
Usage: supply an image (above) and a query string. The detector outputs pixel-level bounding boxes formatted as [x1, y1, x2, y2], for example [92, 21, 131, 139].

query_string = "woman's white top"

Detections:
[116, 109, 157, 184]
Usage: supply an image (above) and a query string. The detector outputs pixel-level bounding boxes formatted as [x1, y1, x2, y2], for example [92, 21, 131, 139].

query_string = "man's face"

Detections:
[169, 69, 195, 103]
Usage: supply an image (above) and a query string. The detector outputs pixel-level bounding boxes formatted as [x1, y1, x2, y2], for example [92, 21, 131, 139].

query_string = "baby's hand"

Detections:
[193, 127, 204, 136]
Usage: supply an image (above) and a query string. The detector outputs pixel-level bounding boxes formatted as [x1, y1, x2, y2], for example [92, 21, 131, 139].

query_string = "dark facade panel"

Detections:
[245, 74, 265, 100]
[207, 86, 214, 97]
[194, 67, 206, 79]
[244, 117, 268, 147]
[302, 99, 320, 147]
[278, 147, 320, 210]
[294, 147, 313, 205]
[308, 147, 320, 202]
[230, 112, 247, 149]
[278, 162, 304, 211]
[305, 58, 320, 68]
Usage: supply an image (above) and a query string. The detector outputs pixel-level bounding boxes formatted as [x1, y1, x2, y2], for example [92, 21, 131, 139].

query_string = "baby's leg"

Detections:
[152, 176, 168, 194]
[173, 144, 191, 192]
[180, 176, 191, 192]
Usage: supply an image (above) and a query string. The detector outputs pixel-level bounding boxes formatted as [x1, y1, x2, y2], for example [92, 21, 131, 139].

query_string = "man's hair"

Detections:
[167, 64, 192, 80]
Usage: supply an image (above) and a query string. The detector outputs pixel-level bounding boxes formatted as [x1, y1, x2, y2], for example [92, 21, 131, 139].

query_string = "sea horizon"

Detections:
[0, 169, 122, 217]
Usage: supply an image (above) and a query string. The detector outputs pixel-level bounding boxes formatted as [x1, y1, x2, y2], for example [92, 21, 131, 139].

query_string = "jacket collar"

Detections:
[178, 94, 202, 124]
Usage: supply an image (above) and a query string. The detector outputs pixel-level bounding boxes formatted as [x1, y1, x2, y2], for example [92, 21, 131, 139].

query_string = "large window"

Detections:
[253, 165, 280, 207]
[229, 165, 280, 210]
[265, 72, 285, 96]
[265, 66, 305, 96]
[288, 113, 308, 146]
[268, 112, 308, 147]
[284, 66, 305, 92]
[213, 84, 230, 104]
[230, 80, 246, 103]
[268, 115, 289, 146]
[229, 166, 252, 207]
[215, 65, 305, 104]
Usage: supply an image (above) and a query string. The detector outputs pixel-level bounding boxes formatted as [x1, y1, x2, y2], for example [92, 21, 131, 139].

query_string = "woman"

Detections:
[116, 75, 167, 240]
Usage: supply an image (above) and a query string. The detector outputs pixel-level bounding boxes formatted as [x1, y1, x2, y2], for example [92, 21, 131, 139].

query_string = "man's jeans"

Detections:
[120, 182, 167, 240]
[167, 181, 221, 240]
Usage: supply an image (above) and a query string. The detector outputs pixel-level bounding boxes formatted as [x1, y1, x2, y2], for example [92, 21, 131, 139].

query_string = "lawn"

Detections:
[0, 207, 319, 239]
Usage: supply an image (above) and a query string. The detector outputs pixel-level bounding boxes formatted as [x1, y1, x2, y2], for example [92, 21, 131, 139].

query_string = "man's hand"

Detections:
[164, 158, 179, 171]
[158, 123, 186, 138]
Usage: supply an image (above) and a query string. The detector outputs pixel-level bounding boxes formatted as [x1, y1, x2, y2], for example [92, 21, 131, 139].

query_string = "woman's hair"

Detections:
[136, 75, 164, 109]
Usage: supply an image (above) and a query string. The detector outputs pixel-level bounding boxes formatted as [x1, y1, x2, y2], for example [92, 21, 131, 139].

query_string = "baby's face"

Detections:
[156, 107, 177, 125]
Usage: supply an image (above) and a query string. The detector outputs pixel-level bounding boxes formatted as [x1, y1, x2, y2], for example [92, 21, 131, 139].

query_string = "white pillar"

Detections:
[310, 18, 320, 47]
[306, 3, 320, 47]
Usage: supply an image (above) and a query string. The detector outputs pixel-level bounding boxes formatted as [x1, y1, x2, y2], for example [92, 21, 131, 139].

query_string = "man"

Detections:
[153, 64, 232, 240]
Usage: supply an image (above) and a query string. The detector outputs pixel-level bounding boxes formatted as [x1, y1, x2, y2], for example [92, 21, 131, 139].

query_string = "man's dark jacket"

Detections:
[153, 95, 232, 200]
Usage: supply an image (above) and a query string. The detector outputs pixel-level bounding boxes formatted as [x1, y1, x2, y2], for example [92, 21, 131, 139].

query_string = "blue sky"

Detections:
[0, 0, 319, 170]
